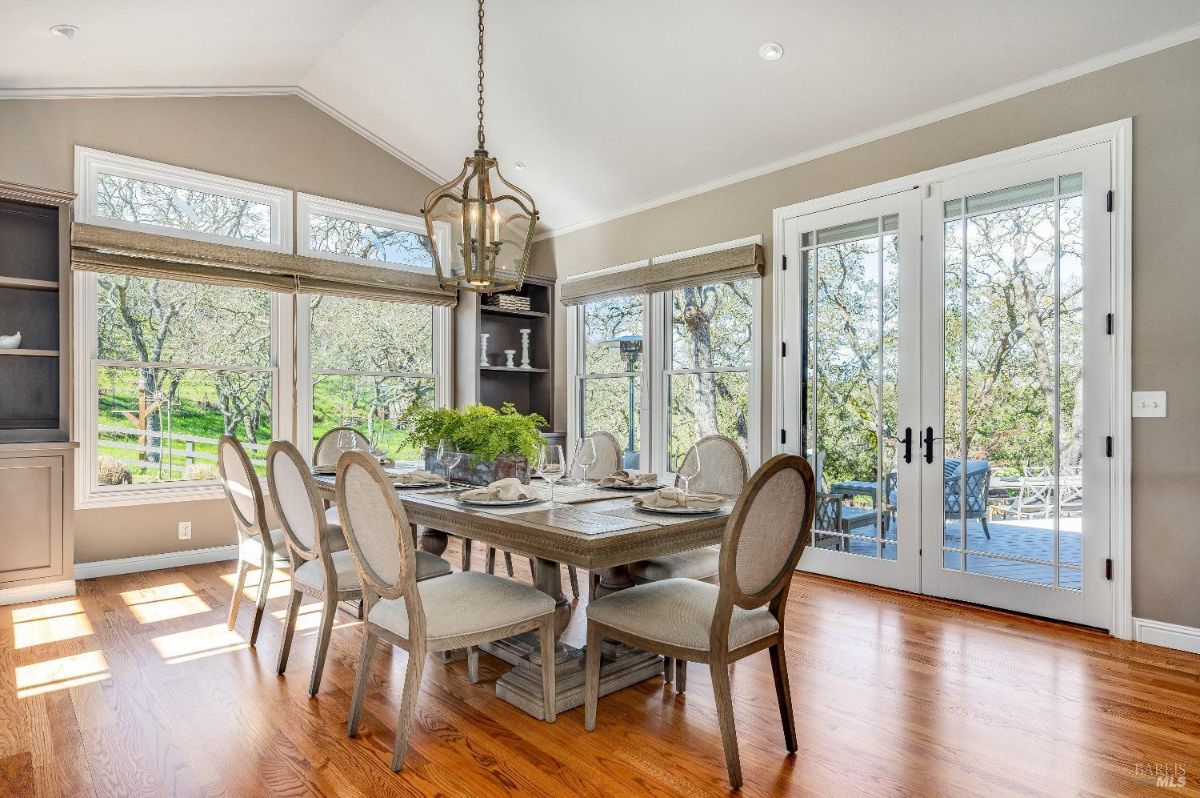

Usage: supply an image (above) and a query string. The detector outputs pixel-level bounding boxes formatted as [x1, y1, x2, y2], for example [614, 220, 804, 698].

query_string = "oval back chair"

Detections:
[313, 426, 371, 467]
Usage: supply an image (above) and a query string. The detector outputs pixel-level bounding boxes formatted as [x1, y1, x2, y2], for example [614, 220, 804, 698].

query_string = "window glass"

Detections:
[307, 213, 433, 269]
[96, 173, 272, 243]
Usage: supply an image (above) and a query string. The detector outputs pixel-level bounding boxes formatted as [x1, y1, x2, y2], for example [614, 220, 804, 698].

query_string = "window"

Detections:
[306, 294, 447, 464]
[81, 274, 279, 497]
[578, 295, 644, 468]
[297, 194, 447, 274]
[75, 147, 292, 252]
[665, 279, 755, 469]
[568, 242, 762, 477]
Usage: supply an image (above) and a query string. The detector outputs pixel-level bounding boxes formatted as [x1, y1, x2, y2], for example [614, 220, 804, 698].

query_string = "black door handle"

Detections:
[923, 426, 934, 464]
[899, 427, 913, 464]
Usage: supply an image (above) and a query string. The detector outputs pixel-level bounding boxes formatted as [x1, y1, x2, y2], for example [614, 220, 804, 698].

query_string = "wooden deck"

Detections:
[1, 541, 1198, 797]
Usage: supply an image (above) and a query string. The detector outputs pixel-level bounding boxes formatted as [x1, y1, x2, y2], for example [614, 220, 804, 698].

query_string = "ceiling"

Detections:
[3, 1, 1200, 233]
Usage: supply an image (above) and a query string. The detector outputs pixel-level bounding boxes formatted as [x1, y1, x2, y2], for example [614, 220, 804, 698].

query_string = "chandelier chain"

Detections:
[476, 0, 486, 149]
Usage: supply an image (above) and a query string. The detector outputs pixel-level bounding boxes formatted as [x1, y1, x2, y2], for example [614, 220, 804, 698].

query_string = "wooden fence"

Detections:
[97, 424, 268, 471]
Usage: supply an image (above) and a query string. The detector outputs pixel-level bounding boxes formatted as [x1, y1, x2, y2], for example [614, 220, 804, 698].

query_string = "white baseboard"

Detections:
[0, 579, 77, 606]
[74, 544, 238, 581]
[1133, 617, 1200, 655]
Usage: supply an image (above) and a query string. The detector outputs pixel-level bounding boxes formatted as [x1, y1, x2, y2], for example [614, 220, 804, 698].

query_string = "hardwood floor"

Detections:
[1, 542, 1198, 797]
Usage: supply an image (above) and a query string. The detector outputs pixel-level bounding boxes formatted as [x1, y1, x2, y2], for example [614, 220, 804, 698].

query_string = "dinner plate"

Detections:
[393, 480, 445, 489]
[458, 495, 544, 507]
[598, 482, 664, 492]
[310, 466, 337, 476]
[633, 499, 724, 515]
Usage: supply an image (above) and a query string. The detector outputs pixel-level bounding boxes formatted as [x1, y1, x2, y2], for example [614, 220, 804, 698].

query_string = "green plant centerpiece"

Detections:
[402, 403, 548, 486]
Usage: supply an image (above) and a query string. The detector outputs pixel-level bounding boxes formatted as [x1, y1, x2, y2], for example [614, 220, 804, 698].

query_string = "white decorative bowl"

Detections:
[0, 332, 21, 349]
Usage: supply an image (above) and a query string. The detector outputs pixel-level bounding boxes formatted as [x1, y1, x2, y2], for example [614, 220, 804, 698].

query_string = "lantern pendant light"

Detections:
[422, 0, 539, 294]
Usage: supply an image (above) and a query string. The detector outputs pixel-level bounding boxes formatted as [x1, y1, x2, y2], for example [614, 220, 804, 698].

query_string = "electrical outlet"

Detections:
[1132, 391, 1167, 418]
[178, 521, 192, 540]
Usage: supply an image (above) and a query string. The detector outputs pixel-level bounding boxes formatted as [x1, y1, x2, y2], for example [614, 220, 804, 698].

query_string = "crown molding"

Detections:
[534, 22, 1200, 242]
[0, 83, 444, 184]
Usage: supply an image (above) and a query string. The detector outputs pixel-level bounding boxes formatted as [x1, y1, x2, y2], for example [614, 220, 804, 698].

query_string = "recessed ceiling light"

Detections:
[49, 24, 79, 40]
[513, 161, 526, 171]
[758, 42, 784, 61]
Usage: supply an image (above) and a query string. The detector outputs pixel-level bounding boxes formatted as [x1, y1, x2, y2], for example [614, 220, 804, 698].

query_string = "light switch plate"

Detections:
[1132, 391, 1166, 418]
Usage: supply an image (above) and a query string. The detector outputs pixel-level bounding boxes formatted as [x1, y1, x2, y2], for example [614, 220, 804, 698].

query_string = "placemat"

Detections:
[601, 505, 731, 527]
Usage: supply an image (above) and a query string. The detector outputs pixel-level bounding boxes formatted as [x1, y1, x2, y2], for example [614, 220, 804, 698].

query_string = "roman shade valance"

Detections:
[70, 223, 458, 306]
[559, 242, 764, 306]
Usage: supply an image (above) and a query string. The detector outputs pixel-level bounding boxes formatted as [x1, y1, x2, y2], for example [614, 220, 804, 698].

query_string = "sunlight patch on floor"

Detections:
[12, 599, 94, 649]
[220, 568, 293, 600]
[151, 623, 248, 664]
[15, 650, 110, 698]
[121, 582, 212, 624]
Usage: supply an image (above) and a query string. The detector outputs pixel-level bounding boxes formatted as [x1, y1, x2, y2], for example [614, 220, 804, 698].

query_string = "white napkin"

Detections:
[460, 478, 543, 502]
[391, 469, 446, 486]
[597, 470, 660, 488]
[639, 487, 726, 510]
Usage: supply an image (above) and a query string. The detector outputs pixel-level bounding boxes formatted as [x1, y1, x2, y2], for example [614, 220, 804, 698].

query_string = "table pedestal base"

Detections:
[481, 633, 663, 719]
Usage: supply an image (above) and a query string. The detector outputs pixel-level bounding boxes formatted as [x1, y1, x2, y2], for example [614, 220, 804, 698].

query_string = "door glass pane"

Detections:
[805, 216, 899, 559]
[942, 175, 1085, 589]
[581, 376, 640, 468]
[581, 296, 643, 467]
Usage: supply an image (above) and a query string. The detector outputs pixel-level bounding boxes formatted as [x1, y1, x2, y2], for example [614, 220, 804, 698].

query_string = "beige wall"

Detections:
[536, 40, 1200, 629]
[0, 94, 439, 564]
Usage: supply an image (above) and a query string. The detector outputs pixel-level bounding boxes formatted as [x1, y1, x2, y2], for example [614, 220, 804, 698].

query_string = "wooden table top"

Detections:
[312, 475, 731, 570]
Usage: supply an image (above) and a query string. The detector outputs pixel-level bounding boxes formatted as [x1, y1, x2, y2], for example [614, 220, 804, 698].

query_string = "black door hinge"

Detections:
[782, 254, 788, 271]
[781, 342, 787, 357]
[780, 429, 787, 445]
[1106, 190, 1114, 212]
[1105, 436, 1113, 457]
[1106, 313, 1114, 335]
[1105, 558, 1114, 580]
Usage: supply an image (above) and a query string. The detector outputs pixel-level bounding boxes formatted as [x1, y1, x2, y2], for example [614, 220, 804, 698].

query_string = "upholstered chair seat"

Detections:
[368, 570, 554, 644]
[587, 578, 778, 652]
[238, 527, 291, 565]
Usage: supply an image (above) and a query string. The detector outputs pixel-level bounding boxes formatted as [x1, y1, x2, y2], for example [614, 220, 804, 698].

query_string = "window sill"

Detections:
[77, 481, 227, 510]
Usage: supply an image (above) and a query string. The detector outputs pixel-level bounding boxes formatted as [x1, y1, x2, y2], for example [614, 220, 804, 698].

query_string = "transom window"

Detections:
[297, 194, 445, 273]
[75, 147, 292, 251]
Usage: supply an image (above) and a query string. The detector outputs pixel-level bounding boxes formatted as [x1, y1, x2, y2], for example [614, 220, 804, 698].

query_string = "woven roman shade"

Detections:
[71, 223, 457, 306]
[559, 242, 764, 306]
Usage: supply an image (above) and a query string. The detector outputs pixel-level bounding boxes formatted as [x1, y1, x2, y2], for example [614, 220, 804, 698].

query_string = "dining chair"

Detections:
[584, 453, 815, 790]
[312, 426, 371, 467]
[218, 435, 287, 646]
[337, 450, 558, 771]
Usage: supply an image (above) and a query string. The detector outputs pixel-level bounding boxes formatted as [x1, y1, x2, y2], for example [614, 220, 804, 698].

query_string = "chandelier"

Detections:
[422, 0, 539, 294]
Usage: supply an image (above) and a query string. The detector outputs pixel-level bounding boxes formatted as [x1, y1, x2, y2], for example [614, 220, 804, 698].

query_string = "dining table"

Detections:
[311, 475, 733, 720]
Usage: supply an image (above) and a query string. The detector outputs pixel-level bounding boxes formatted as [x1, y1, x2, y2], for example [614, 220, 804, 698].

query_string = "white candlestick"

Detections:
[519, 328, 532, 369]
[504, 349, 516, 368]
[479, 333, 490, 367]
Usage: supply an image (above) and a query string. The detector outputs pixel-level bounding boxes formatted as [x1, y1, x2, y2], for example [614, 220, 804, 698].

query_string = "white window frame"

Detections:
[295, 297, 453, 464]
[73, 271, 289, 508]
[565, 238, 763, 479]
[296, 193, 450, 275]
[74, 146, 293, 253]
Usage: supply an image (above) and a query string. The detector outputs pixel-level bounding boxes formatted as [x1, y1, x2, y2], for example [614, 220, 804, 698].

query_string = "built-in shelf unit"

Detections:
[0, 181, 75, 602]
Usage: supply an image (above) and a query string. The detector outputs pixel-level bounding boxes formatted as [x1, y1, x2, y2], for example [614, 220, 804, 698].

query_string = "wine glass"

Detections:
[537, 444, 565, 505]
[436, 438, 460, 481]
[574, 437, 597, 483]
[337, 429, 359, 454]
[677, 445, 702, 495]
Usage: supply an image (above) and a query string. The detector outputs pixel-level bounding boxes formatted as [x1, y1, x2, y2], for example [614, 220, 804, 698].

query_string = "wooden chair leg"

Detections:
[676, 660, 687, 693]
[277, 589, 302, 674]
[466, 646, 480, 684]
[347, 630, 378, 737]
[528, 558, 537, 581]
[461, 537, 473, 571]
[249, 559, 273, 646]
[227, 560, 250, 632]
[485, 547, 497, 575]
[710, 661, 743, 789]
[503, 551, 515, 577]
[540, 618, 557, 722]
[663, 656, 675, 684]
[589, 571, 600, 601]
[583, 623, 603, 731]
[308, 592, 339, 697]
[769, 643, 797, 753]
[391, 644, 426, 771]
[567, 566, 580, 599]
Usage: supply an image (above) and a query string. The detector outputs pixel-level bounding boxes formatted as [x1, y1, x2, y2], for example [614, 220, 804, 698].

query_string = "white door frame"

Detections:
[772, 119, 1132, 638]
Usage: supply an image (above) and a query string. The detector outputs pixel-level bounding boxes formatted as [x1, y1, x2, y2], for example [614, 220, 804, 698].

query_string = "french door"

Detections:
[781, 141, 1114, 629]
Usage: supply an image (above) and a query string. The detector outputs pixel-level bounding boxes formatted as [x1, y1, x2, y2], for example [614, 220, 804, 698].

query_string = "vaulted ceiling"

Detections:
[3, 1, 1199, 232]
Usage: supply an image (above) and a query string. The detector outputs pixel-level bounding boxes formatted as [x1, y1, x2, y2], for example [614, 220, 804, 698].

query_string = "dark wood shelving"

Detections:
[0, 275, 59, 291]
[481, 364, 549, 373]
[0, 349, 59, 357]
